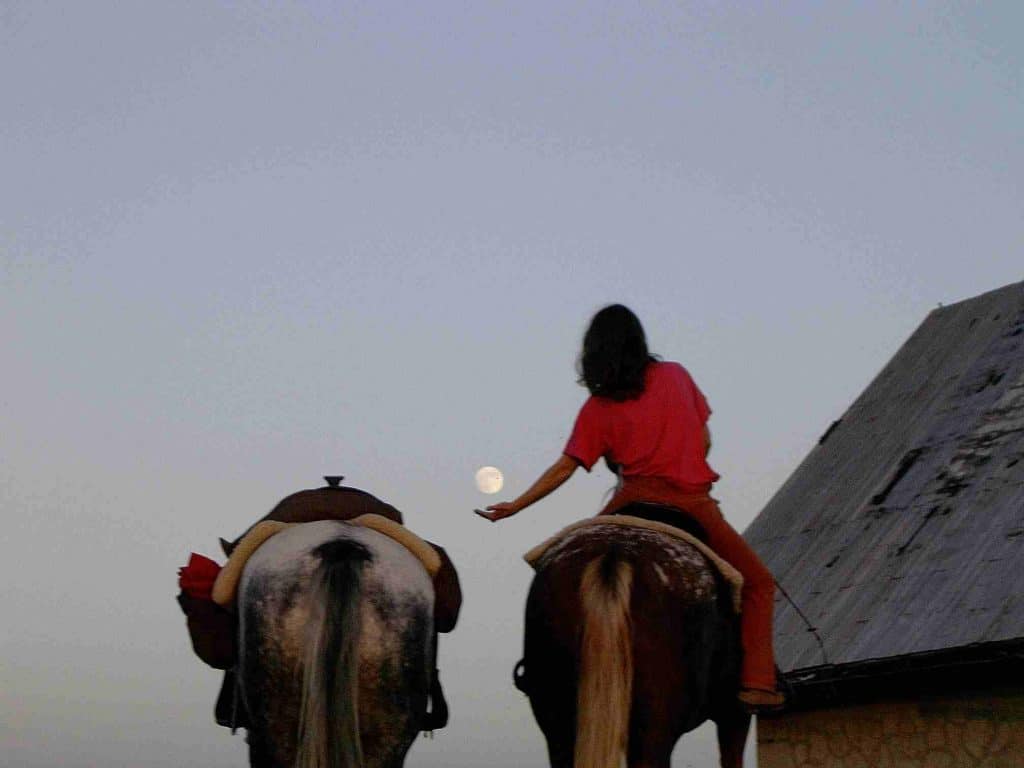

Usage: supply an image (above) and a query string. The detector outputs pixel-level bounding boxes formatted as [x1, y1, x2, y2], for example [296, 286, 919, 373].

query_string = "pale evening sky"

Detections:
[2, 3, 1022, 767]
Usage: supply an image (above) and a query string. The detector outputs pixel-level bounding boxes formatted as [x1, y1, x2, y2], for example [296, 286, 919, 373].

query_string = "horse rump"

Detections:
[524, 525, 746, 768]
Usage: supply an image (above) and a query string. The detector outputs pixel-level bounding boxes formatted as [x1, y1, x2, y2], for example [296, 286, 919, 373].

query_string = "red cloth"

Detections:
[564, 361, 719, 491]
[178, 553, 222, 601]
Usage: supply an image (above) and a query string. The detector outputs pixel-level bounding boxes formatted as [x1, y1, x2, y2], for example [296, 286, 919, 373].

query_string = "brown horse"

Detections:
[519, 506, 751, 768]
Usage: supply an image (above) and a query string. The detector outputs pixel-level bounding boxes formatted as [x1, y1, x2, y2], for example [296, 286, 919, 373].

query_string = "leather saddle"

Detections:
[613, 500, 710, 543]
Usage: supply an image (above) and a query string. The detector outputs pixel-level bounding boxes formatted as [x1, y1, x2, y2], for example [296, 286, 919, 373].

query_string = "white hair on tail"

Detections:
[576, 552, 634, 768]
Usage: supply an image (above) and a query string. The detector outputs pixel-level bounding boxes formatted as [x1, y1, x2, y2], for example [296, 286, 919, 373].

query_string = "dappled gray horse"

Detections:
[237, 520, 433, 768]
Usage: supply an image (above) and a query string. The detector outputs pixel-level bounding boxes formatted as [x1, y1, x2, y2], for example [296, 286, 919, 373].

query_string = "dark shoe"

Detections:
[738, 688, 785, 713]
[422, 669, 449, 731]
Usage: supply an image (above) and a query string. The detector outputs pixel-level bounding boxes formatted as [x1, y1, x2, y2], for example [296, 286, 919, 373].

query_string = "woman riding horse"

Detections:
[477, 304, 784, 711]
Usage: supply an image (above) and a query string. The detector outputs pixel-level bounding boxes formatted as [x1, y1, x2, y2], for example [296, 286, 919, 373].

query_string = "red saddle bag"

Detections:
[176, 554, 236, 670]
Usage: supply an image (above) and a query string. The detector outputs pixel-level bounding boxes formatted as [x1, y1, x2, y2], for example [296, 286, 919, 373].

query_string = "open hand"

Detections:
[475, 502, 518, 522]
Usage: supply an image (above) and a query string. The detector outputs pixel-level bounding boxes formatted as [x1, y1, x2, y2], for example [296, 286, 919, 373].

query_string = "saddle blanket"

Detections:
[212, 514, 443, 606]
[524, 515, 744, 613]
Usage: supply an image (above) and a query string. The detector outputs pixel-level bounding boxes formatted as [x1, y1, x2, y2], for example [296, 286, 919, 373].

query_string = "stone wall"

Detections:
[757, 690, 1024, 768]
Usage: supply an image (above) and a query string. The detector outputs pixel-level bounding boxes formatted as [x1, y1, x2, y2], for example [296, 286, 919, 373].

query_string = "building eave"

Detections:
[773, 638, 1024, 712]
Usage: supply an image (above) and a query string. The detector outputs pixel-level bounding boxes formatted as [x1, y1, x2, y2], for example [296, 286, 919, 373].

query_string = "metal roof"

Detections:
[744, 281, 1024, 676]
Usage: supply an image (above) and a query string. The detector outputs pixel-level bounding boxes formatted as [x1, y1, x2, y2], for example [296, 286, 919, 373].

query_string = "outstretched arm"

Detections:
[477, 454, 578, 522]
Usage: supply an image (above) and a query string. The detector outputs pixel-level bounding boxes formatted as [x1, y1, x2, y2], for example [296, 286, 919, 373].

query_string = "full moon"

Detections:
[475, 466, 504, 494]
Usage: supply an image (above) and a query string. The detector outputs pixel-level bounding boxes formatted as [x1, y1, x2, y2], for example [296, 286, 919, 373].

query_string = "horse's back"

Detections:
[240, 519, 433, 596]
[528, 524, 724, 622]
[239, 520, 434, 670]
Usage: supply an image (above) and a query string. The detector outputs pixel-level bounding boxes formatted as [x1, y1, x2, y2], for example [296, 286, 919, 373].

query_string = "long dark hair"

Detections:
[577, 304, 657, 401]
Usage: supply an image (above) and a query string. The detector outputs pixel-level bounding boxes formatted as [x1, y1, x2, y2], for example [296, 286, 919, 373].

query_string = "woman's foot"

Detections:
[737, 688, 785, 713]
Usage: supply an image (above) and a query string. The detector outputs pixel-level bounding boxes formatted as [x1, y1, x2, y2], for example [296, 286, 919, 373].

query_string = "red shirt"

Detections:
[564, 361, 719, 491]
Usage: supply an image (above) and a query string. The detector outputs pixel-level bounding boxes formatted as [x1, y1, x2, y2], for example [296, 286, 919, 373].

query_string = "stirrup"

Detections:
[513, 659, 529, 694]
[422, 669, 449, 731]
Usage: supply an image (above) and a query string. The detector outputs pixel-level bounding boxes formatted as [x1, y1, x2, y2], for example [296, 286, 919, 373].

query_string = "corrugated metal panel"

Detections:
[745, 281, 1024, 674]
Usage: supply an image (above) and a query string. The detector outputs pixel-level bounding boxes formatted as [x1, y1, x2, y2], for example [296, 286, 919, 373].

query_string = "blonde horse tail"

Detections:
[297, 539, 370, 768]
[575, 551, 634, 768]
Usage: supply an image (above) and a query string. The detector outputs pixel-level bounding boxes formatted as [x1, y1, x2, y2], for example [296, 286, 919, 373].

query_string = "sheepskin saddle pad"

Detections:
[524, 515, 744, 613]
[212, 514, 442, 606]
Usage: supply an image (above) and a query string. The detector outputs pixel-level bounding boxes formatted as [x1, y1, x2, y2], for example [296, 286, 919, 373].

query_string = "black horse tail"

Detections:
[297, 538, 371, 768]
[576, 549, 634, 768]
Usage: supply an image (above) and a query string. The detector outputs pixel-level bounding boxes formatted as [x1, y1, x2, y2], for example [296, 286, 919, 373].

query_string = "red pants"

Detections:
[601, 477, 777, 691]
